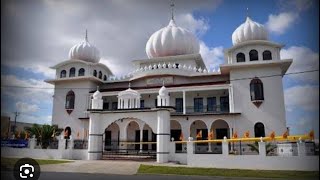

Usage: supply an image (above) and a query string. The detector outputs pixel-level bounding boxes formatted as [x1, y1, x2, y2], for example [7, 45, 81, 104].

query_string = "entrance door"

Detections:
[105, 131, 111, 151]
[151, 132, 156, 151]
[216, 128, 228, 145]
[170, 130, 182, 151]
[142, 130, 148, 151]
[135, 130, 140, 150]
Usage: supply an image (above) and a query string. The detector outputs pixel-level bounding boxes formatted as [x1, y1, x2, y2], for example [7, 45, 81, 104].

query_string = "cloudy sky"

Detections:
[1, 0, 319, 137]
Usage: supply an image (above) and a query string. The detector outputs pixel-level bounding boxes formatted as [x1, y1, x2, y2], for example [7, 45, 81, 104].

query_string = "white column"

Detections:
[156, 109, 170, 163]
[183, 91, 186, 114]
[228, 85, 234, 113]
[29, 135, 36, 149]
[297, 141, 306, 157]
[258, 142, 266, 156]
[140, 129, 143, 152]
[222, 141, 229, 156]
[88, 114, 103, 160]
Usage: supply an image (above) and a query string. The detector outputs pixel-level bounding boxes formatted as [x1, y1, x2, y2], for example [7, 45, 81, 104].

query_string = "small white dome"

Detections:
[69, 32, 100, 63]
[146, 19, 200, 58]
[232, 17, 268, 45]
[159, 86, 168, 96]
[93, 90, 102, 99]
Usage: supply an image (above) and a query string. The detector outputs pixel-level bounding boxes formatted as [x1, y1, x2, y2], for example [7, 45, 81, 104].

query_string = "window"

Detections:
[249, 50, 258, 61]
[103, 75, 107, 81]
[64, 127, 71, 139]
[99, 71, 102, 79]
[93, 70, 97, 77]
[175, 98, 183, 113]
[220, 96, 229, 112]
[263, 50, 272, 60]
[194, 98, 203, 112]
[140, 100, 145, 108]
[254, 122, 265, 137]
[207, 97, 216, 112]
[69, 67, 76, 77]
[103, 102, 109, 110]
[196, 129, 208, 140]
[154, 99, 158, 107]
[60, 70, 66, 78]
[111, 102, 117, 110]
[250, 78, 264, 101]
[65, 91, 75, 109]
[236, 53, 245, 62]
[78, 68, 85, 76]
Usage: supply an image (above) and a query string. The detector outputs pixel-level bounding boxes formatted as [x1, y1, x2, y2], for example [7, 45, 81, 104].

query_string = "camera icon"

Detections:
[19, 164, 34, 179]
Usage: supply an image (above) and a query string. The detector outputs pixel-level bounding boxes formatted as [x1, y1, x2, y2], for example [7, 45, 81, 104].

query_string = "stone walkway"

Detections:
[40, 160, 186, 175]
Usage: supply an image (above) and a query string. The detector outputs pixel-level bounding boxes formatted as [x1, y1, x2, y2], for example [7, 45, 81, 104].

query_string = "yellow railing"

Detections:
[175, 135, 312, 144]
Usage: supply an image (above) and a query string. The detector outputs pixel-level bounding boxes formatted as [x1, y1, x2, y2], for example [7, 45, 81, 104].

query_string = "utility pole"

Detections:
[13, 111, 20, 133]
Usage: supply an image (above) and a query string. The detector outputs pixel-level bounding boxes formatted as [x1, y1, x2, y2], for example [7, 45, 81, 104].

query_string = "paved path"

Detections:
[40, 160, 145, 175]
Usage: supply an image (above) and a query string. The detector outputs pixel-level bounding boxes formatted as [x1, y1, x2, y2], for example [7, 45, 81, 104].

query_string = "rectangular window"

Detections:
[207, 97, 216, 112]
[175, 98, 183, 112]
[103, 102, 109, 110]
[154, 99, 158, 107]
[111, 102, 117, 110]
[140, 100, 144, 108]
[194, 98, 203, 112]
[220, 96, 229, 112]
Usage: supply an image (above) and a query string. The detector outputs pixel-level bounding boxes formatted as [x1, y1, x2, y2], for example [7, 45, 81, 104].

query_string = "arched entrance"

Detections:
[170, 120, 182, 152]
[211, 119, 229, 139]
[254, 122, 265, 137]
[126, 121, 140, 150]
[190, 120, 208, 153]
[104, 122, 120, 151]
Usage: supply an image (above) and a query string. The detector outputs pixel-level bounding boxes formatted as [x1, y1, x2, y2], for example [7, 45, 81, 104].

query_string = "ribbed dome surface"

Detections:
[159, 86, 168, 96]
[146, 19, 200, 58]
[69, 34, 100, 63]
[232, 17, 268, 45]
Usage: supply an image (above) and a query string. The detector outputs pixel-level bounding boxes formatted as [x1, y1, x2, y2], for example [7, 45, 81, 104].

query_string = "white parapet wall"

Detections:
[1, 147, 88, 160]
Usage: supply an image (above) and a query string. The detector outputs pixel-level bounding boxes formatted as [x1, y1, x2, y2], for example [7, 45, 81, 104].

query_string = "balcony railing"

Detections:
[174, 105, 229, 114]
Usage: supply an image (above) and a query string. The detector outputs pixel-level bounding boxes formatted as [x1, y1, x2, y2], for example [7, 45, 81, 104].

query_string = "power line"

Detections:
[0, 69, 318, 90]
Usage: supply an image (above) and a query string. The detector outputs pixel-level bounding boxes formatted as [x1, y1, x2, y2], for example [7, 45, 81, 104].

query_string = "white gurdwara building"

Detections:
[45, 14, 292, 162]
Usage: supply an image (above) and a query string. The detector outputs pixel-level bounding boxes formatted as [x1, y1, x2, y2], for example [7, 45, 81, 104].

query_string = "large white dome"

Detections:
[232, 17, 268, 45]
[69, 32, 100, 63]
[146, 19, 200, 58]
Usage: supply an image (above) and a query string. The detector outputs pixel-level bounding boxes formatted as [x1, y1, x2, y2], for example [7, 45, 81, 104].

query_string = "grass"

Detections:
[137, 164, 319, 179]
[1, 157, 73, 169]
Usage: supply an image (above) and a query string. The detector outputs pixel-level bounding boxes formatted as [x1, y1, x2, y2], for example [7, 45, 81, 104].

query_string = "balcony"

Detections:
[173, 105, 229, 115]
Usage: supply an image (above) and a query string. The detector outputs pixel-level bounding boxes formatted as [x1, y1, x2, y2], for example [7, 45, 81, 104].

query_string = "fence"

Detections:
[168, 135, 319, 171]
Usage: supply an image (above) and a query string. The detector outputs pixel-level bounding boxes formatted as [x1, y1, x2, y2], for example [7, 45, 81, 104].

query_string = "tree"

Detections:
[25, 124, 63, 149]
[247, 141, 277, 155]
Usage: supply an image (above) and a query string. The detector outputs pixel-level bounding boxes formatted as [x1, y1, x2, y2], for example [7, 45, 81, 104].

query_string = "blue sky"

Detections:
[1, 0, 319, 138]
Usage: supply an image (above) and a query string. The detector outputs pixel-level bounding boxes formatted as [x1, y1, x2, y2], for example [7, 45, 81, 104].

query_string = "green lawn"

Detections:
[1, 157, 73, 169]
[138, 164, 319, 179]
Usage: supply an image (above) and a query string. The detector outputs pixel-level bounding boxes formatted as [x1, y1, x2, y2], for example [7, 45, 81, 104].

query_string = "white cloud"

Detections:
[284, 85, 319, 112]
[280, 46, 319, 83]
[176, 13, 210, 36]
[17, 114, 52, 125]
[16, 102, 39, 113]
[265, 12, 297, 34]
[1, 75, 53, 104]
[199, 41, 224, 71]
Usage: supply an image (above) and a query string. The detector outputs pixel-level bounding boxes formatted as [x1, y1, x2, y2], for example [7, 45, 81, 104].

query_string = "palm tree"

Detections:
[247, 141, 277, 155]
[25, 124, 63, 149]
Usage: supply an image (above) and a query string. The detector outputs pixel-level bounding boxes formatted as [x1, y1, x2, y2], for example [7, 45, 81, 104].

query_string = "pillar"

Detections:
[29, 135, 36, 149]
[183, 91, 186, 114]
[297, 141, 306, 157]
[156, 109, 171, 163]
[88, 114, 103, 160]
[258, 142, 266, 156]
[222, 137, 229, 156]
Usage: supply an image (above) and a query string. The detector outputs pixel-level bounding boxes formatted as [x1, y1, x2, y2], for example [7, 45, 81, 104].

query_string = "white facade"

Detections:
[45, 14, 294, 164]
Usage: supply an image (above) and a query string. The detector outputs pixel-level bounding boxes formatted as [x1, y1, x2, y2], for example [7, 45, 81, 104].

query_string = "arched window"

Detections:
[249, 50, 258, 61]
[93, 70, 97, 77]
[236, 53, 245, 62]
[254, 122, 265, 137]
[65, 90, 75, 109]
[64, 126, 71, 139]
[103, 75, 107, 81]
[250, 78, 264, 101]
[78, 68, 85, 76]
[60, 70, 66, 78]
[98, 71, 102, 79]
[263, 50, 272, 60]
[69, 67, 76, 77]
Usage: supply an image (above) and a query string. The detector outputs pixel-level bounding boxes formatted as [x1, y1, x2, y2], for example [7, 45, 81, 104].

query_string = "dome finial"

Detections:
[246, 7, 249, 18]
[97, 86, 99, 91]
[85, 29, 88, 42]
[170, 0, 175, 20]
[128, 82, 131, 89]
